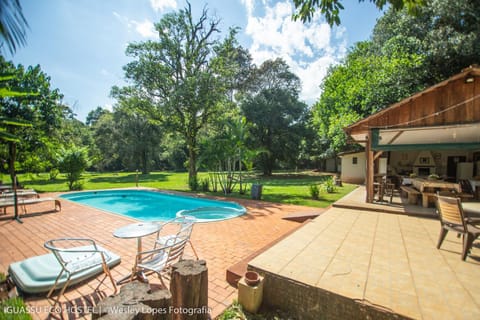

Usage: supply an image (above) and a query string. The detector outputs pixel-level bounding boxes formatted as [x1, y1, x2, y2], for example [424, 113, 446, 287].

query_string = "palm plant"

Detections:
[0, 0, 29, 55]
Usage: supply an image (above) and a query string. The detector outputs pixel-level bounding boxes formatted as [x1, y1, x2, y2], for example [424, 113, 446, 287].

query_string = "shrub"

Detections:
[218, 301, 246, 320]
[309, 184, 320, 200]
[57, 147, 91, 191]
[322, 176, 337, 193]
[200, 178, 210, 192]
[49, 168, 60, 181]
[188, 176, 199, 191]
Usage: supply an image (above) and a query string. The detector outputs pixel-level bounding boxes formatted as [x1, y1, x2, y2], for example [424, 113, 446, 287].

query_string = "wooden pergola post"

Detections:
[365, 130, 374, 203]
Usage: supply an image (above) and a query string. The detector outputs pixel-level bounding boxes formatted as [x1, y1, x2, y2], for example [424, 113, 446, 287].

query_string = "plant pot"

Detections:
[251, 184, 263, 200]
[244, 271, 260, 286]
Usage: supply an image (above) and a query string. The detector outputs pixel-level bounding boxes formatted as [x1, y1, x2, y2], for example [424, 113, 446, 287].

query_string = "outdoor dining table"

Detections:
[113, 222, 161, 284]
[462, 202, 480, 217]
[411, 178, 461, 207]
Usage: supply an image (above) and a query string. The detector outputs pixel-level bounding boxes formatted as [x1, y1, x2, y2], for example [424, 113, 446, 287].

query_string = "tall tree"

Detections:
[0, 58, 71, 173]
[313, 0, 480, 154]
[240, 59, 308, 175]
[122, 3, 237, 188]
[313, 41, 425, 153]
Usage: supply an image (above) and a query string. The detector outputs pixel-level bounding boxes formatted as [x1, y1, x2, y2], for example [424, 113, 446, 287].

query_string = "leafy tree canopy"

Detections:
[292, 0, 426, 25]
[240, 58, 308, 175]
[312, 0, 480, 154]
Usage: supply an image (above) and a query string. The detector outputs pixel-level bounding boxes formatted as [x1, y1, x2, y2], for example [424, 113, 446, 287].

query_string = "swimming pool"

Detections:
[60, 189, 246, 222]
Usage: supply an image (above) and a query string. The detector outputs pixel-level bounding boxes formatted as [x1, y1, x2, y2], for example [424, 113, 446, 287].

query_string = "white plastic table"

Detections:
[113, 222, 161, 283]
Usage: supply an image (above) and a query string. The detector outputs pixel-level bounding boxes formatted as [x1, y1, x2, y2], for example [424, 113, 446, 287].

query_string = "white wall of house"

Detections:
[340, 152, 365, 184]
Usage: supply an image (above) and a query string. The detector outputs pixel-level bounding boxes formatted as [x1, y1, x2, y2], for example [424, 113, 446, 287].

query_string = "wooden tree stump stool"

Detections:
[92, 281, 172, 320]
[170, 259, 209, 320]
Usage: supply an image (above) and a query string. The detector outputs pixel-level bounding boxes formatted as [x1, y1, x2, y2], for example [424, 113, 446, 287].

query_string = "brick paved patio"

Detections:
[0, 189, 317, 319]
[250, 187, 480, 319]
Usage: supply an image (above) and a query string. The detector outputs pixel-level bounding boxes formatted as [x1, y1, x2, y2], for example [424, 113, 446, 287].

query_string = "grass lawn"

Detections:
[8, 171, 357, 208]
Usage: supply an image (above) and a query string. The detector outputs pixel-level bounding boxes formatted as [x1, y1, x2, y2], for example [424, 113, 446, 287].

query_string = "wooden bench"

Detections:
[400, 186, 420, 205]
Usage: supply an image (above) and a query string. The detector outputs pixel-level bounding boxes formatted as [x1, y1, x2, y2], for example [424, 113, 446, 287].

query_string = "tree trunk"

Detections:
[188, 141, 197, 189]
[142, 149, 148, 174]
[8, 142, 19, 221]
[170, 260, 208, 320]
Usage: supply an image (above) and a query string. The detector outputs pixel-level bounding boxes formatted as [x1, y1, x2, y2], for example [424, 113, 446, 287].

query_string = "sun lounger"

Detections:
[0, 197, 61, 214]
[1, 189, 39, 199]
[8, 243, 121, 294]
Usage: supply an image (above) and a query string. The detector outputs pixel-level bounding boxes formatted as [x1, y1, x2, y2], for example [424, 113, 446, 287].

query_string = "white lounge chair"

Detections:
[0, 197, 61, 214]
[8, 238, 120, 303]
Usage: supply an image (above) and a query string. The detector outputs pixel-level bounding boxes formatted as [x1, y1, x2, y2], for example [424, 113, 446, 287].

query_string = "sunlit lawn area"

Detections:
[9, 171, 357, 208]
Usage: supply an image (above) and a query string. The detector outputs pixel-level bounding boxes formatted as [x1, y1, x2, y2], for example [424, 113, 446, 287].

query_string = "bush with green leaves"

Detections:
[322, 176, 337, 193]
[188, 175, 199, 191]
[49, 168, 59, 180]
[309, 184, 320, 200]
[57, 147, 91, 191]
[200, 178, 210, 192]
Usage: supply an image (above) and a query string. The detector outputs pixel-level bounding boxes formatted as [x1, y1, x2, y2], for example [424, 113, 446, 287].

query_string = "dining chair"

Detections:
[435, 195, 480, 260]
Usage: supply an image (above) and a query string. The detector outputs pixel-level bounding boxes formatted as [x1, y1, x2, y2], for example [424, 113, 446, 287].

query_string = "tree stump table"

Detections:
[170, 259, 209, 320]
[92, 281, 172, 320]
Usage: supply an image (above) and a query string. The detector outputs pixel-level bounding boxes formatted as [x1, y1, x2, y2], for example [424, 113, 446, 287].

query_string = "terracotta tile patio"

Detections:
[0, 190, 317, 319]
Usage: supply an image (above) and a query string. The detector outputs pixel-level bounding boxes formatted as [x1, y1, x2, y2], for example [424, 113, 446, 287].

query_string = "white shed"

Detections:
[339, 151, 366, 184]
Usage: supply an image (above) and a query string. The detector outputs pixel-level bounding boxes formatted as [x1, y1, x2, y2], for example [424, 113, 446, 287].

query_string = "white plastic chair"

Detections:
[136, 216, 198, 286]
[155, 215, 198, 259]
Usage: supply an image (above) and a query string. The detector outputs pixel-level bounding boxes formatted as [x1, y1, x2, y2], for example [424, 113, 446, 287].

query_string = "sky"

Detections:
[9, 0, 384, 122]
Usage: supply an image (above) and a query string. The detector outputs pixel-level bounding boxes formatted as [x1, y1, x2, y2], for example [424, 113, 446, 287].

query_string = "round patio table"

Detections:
[113, 222, 161, 283]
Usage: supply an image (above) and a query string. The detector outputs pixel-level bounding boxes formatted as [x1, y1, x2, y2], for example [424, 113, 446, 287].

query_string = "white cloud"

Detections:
[113, 12, 156, 39]
[134, 19, 157, 38]
[240, 0, 255, 16]
[241, 0, 347, 104]
[150, 0, 177, 12]
[104, 103, 113, 112]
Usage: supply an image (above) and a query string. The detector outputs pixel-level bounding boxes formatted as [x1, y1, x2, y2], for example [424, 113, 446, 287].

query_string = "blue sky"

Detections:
[9, 0, 383, 122]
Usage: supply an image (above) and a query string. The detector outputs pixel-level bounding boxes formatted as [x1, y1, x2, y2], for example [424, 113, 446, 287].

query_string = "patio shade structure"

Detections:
[344, 65, 480, 203]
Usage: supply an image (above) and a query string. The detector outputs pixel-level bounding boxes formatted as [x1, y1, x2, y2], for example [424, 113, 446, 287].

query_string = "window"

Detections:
[352, 157, 358, 165]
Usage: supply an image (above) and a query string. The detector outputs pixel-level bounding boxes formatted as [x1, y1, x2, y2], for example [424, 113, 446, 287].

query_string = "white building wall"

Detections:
[340, 152, 366, 184]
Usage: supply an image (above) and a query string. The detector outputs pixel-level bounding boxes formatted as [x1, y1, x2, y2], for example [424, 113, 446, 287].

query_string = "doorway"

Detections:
[447, 156, 466, 178]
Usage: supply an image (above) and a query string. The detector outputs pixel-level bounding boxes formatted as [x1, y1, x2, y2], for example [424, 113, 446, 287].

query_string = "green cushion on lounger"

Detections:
[8, 245, 121, 294]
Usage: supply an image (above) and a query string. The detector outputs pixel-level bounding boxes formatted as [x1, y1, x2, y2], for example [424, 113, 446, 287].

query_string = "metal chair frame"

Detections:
[44, 238, 117, 306]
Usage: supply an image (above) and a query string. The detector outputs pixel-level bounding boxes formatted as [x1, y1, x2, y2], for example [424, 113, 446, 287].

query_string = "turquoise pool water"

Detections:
[60, 189, 246, 222]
